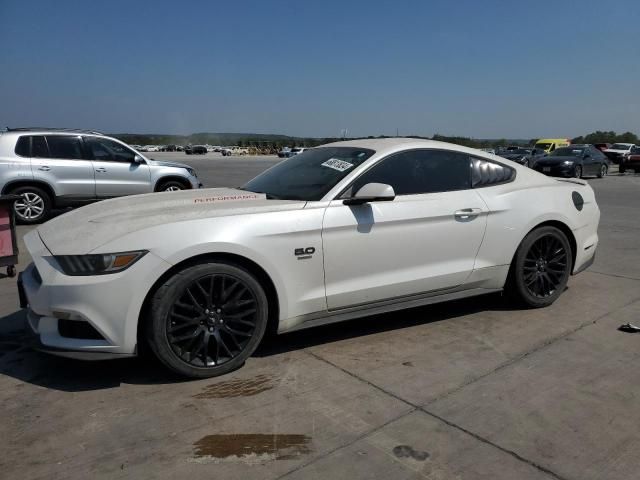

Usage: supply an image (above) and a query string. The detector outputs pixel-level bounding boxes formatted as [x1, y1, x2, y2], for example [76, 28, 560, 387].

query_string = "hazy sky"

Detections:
[1, 0, 638, 138]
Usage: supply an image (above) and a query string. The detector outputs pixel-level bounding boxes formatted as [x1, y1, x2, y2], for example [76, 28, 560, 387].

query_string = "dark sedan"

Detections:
[496, 147, 545, 168]
[532, 145, 608, 178]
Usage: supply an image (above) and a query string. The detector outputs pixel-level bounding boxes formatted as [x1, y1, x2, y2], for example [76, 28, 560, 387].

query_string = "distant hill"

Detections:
[110, 131, 534, 149]
[110, 132, 338, 147]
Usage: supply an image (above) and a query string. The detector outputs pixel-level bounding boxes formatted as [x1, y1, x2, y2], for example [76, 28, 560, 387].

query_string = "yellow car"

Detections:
[534, 138, 571, 153]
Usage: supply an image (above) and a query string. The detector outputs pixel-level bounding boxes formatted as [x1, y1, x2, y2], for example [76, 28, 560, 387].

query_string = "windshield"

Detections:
[552, 147, 585, 157]
[610, 143, 631, 150]
[506, 148, 531, 155]
[535, 143, 552, 150]
[242, 147, 375, 201]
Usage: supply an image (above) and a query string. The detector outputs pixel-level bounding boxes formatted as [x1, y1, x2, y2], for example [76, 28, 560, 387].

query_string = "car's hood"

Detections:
[147, 159, 192, 169]
[37, 188, 306, 255]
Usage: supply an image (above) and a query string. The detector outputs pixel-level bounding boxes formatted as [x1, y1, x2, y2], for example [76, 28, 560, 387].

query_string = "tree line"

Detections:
[111, 130, 639, 150]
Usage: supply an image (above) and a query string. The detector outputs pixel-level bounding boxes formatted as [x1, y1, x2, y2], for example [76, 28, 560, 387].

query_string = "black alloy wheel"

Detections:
[522, 235, 568, 298]
[507, 226, 572, 308]
[146, 262, 268, 378]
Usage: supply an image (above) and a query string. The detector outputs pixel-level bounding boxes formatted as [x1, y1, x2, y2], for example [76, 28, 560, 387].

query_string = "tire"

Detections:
[10, 185, 52, 224]
[574, 165, 582, 178]
[145, 262, 269, 378]
[506, 226, 572, 308]
[597, 164, 607, 178]
[158, 180, 187, 192]
[619, 163, 626, 173]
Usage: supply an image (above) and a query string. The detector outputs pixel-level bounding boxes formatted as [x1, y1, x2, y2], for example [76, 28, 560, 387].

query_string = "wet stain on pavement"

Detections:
[193, 434, 312, 460]
[193, 374, 275, 399]
[393, 445, 430, 461]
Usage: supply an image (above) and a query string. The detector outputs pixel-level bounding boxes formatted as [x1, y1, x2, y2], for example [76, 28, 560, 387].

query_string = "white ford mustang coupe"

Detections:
[18, 138, 600, 378]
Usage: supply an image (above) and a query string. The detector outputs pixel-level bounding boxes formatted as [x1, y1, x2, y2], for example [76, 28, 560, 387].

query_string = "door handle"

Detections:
[38, 166, 51, 171]
[454, 208, 482, 220]
[95, 167, 107, 173]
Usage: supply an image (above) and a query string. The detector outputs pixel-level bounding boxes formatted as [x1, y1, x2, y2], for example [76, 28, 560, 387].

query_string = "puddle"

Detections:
[193, 374, 275, 399]
[193, 434, 312, 461]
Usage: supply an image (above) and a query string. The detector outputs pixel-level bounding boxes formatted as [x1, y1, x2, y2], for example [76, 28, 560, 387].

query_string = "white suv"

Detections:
[0, 128, 202, 223]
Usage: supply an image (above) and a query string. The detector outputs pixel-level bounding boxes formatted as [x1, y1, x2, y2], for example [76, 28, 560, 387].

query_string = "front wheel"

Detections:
[573, 165, 583, 178]
[597, 164, 607, 178]
[146, 262, 268, 378]
[506, 226, 572, 308]
[158, 180, 186, 192]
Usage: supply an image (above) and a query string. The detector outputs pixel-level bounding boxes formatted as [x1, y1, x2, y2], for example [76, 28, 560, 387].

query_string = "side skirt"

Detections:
[279, 287, 503, 334]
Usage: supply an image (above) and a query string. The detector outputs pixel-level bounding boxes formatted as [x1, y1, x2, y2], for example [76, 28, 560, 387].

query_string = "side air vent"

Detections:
[471, 158, 516, 187]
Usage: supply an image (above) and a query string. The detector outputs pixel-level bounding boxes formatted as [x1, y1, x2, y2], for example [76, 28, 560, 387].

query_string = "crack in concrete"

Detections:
[589, 270, 640, 282]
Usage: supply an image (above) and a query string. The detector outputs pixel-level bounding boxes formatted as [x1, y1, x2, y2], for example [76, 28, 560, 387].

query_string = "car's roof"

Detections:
[2, 128, 105, 137]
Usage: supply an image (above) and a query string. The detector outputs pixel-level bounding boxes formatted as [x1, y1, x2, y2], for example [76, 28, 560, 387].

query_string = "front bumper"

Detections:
[19, 230, 172, 359]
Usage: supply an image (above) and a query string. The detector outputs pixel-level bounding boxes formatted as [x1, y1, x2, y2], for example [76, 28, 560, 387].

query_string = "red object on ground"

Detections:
[0, 207, 13, 257]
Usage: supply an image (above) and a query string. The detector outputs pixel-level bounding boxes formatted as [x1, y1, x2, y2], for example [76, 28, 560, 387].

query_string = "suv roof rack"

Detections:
[4, 127, 105, 135]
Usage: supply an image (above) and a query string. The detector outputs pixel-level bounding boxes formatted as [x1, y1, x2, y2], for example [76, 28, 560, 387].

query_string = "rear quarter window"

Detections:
[14, 136, 30, 157]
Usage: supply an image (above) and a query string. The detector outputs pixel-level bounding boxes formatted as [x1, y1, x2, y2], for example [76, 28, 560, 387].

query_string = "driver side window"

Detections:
[85, 137, 136, 162]
[348, 149, 471, 196]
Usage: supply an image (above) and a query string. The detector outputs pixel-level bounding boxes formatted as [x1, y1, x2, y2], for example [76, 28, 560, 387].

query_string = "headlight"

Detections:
[563, 160, 574, 165]
[55, 251, 147, 276]
[186, 168, 197, 176]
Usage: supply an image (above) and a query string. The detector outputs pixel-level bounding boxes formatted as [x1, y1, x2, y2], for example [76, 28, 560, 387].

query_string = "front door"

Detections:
[322, 149, 488, 310]
[83, 136, 151, 198]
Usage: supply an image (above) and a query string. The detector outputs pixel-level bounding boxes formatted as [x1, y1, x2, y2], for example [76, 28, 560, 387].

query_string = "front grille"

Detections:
[58, 320, 105, 340]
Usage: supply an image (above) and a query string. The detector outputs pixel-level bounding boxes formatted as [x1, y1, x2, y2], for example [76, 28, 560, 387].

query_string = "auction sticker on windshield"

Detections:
[321, 158, 354, 172]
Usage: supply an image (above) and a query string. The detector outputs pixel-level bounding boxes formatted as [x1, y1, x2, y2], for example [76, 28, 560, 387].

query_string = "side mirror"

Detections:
[343, 183, 396, 206]
[134, 154, 144, 163]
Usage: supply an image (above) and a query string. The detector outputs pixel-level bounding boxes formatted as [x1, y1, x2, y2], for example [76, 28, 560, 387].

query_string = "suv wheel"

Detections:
[506, 226, 572, 308]
[158, 180, 186, 192]
[10, 186, 52, 224]
[145, 262, 269, 378]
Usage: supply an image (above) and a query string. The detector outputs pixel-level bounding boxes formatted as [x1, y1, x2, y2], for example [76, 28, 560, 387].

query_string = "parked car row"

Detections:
[493, 139, 638, 179]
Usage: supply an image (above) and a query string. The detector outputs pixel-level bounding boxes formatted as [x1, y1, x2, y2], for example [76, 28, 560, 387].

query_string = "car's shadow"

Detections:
[0, 292, 519, 392]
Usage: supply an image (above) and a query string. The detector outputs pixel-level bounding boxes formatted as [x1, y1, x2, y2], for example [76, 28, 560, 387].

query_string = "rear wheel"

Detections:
[10, 185, 52, 224]
[619, 163, 626, 173]
[506, 226, 572, 308]
[146, 262, 268, 378]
